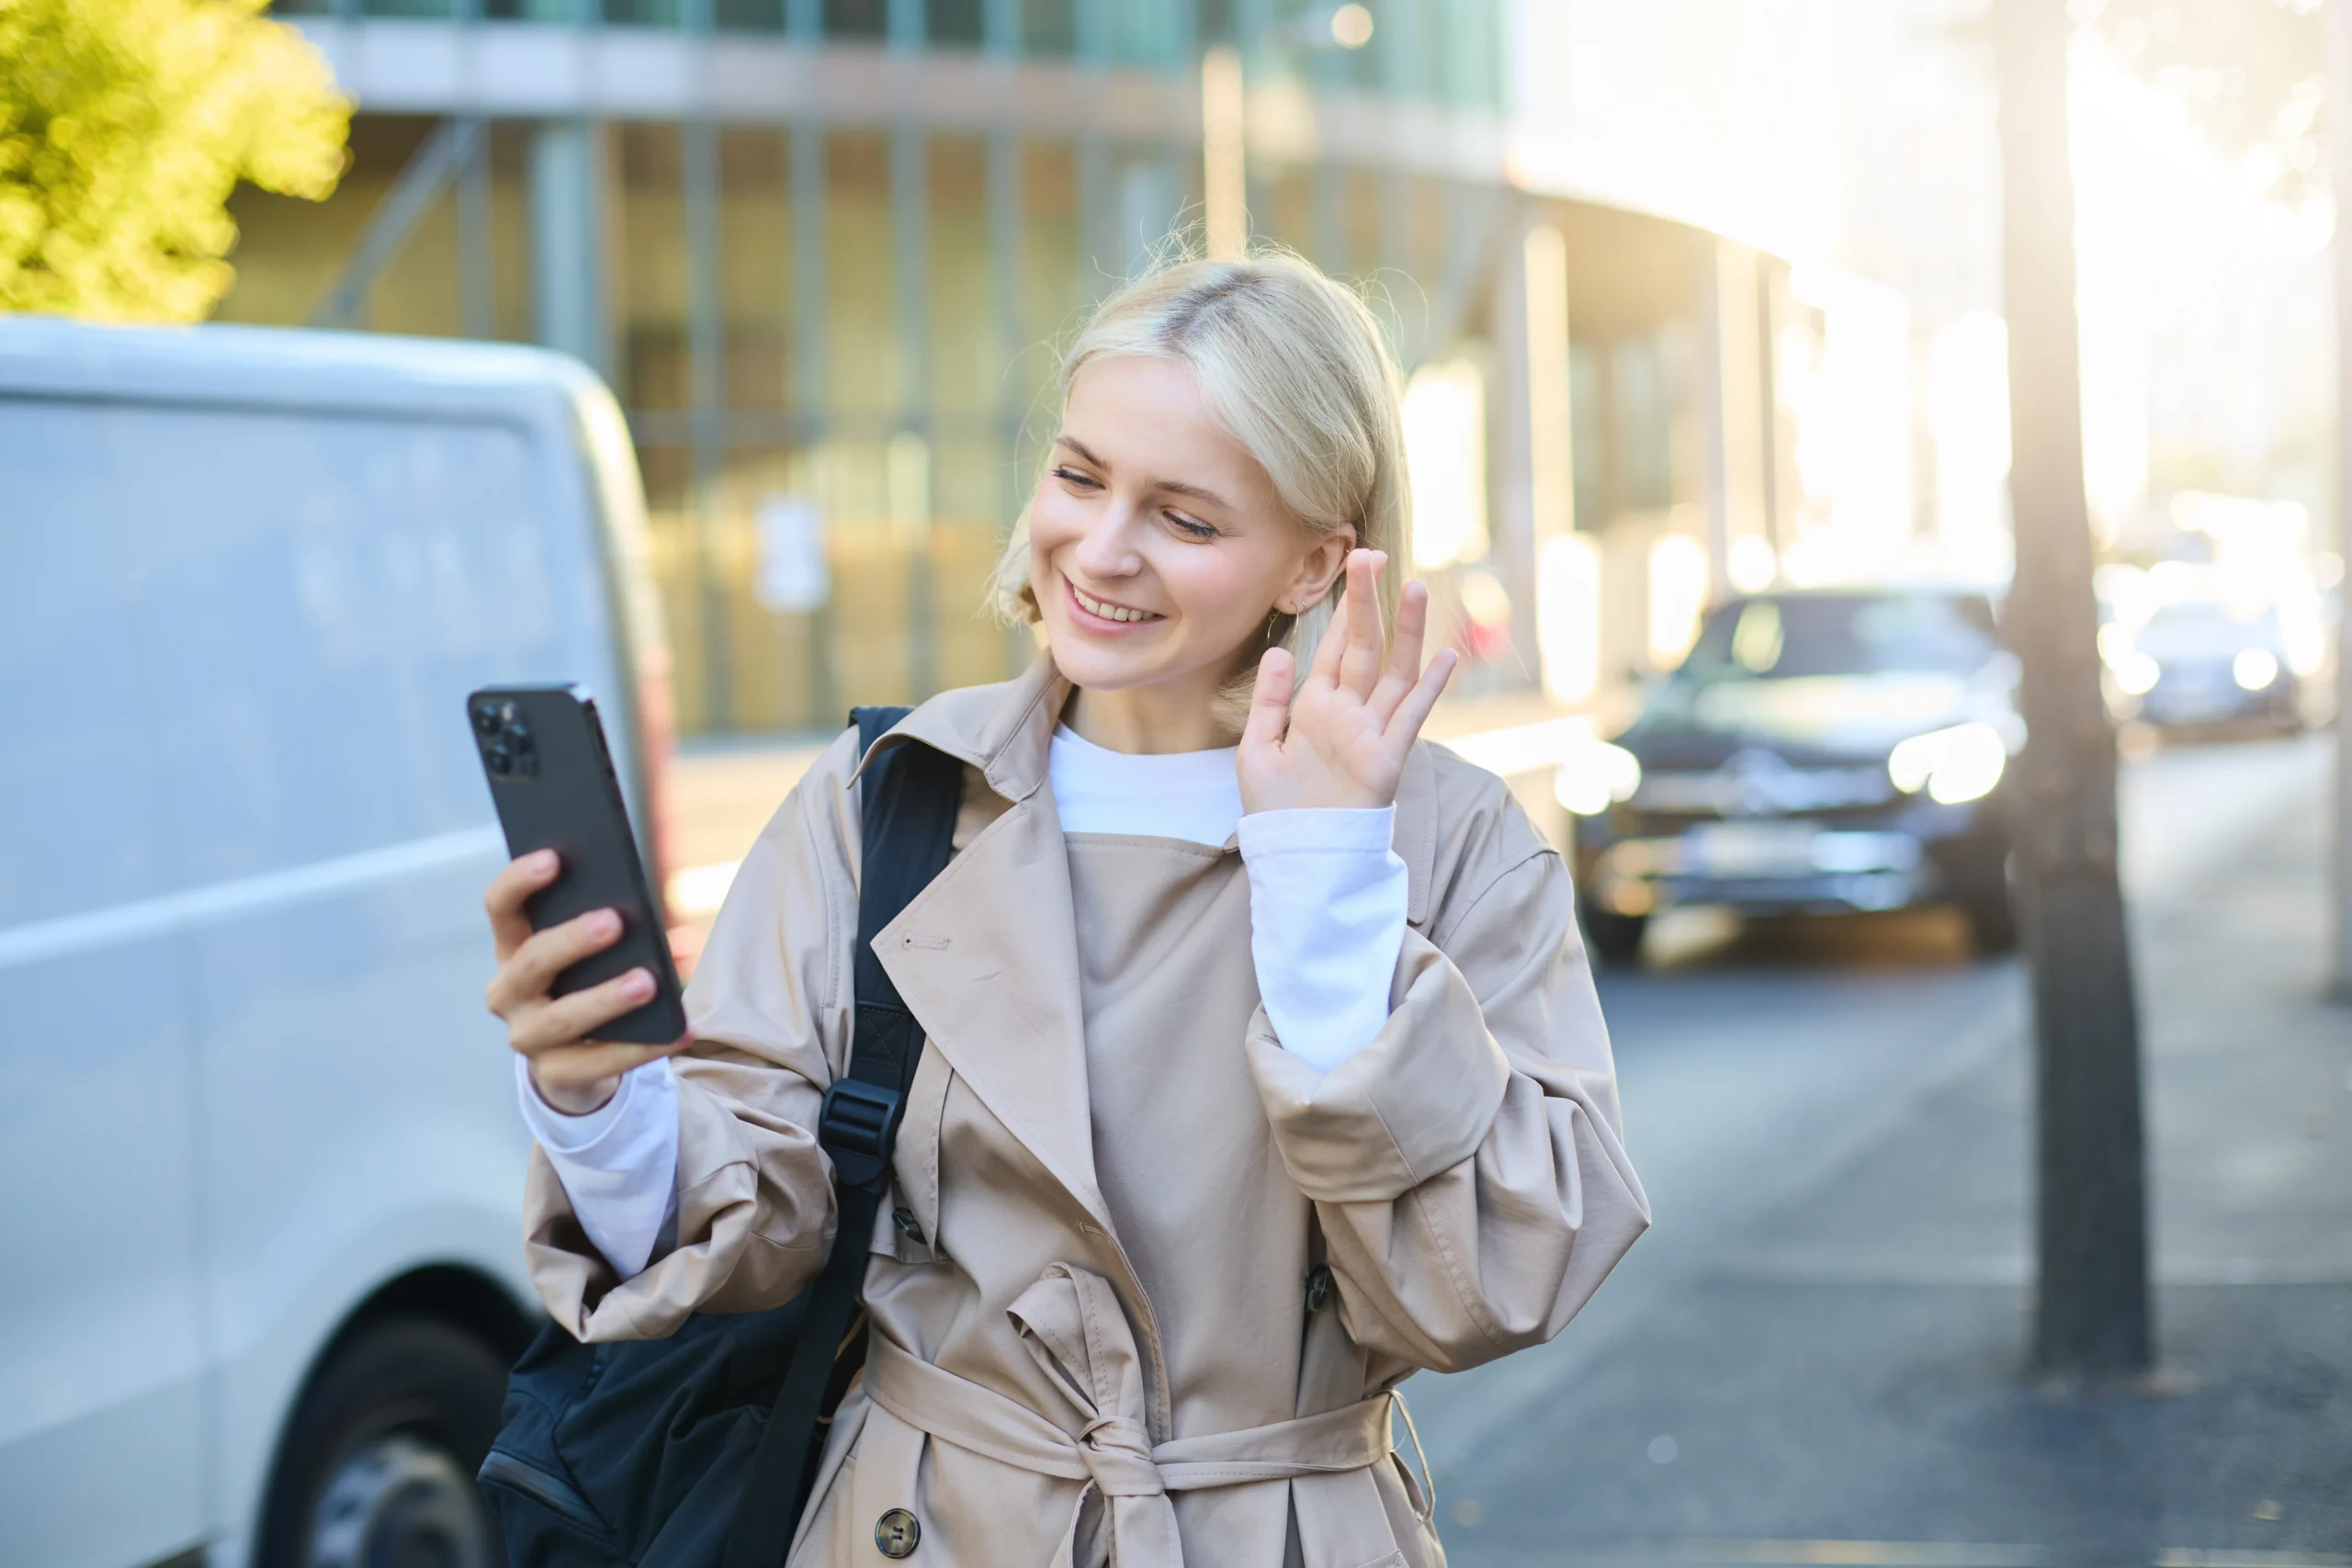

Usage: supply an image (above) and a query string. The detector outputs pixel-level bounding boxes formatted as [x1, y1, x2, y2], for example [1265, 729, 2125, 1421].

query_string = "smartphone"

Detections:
[467, 683, 686, 1045]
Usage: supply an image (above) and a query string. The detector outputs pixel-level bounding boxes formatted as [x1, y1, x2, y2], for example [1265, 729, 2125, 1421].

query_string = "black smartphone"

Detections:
[467, 683, 687, 1045]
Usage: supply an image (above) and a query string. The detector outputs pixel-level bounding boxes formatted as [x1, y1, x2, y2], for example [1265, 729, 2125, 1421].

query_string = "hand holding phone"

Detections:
[470, 686, 689, 1114]
[483, 851, 684, 1112]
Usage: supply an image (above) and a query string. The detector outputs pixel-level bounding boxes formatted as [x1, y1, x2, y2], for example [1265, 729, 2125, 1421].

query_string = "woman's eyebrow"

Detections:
[1055, 435, 1231, 512]
[1155, 476, 1231, 511]
[1056, 434, 1108, 468]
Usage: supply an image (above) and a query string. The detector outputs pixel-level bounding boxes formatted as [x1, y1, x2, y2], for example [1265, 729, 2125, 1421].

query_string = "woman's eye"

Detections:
[1164, 511, 1217, 540]
[1051, 466, 1100, 490]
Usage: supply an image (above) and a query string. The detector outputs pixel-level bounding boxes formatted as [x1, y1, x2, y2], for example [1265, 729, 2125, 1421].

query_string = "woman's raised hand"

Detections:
[1238, 549, 1457, 815]
[484, 851, 687, 1115]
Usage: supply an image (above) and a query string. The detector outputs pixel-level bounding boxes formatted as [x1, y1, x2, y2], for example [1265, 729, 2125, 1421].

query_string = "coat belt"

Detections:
[863, 1262, 1397, 1568]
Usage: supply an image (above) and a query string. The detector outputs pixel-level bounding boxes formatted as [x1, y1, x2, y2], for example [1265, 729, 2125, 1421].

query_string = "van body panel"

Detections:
[0, 394, 209, 1568]
[0, 320, 659, 1568]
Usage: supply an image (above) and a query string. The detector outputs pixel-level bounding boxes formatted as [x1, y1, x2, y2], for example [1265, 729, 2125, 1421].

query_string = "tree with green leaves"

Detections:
[0, 0, 350, 321]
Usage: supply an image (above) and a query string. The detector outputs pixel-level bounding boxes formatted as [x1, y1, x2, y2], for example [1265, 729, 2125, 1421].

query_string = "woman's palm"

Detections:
[1237, 550, 1456, 814]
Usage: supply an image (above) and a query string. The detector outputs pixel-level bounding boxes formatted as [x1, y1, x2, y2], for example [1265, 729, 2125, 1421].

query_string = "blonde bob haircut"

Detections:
[988, 245, 1410, 726]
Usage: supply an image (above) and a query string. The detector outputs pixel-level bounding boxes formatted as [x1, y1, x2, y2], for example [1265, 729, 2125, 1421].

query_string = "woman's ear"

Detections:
[1285, 527, 1355, 614]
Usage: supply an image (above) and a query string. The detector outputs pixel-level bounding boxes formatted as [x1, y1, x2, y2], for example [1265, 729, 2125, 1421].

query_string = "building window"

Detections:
[716, 0, 786, 32]
[929, 0, 984, 46]
[1023, 0, 1074, 57]
[616, 123, 692, 414]
[825, 0, 888, 39]
[718, 128, 794, 415]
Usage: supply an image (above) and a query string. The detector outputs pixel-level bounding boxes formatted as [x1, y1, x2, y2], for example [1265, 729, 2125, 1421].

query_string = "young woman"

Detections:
[483, 251, 1649, 1568]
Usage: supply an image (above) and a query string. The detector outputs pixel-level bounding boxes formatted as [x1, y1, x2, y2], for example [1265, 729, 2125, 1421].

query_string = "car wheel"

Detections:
[1933, 837, 2018, 958]
[258, 1317, 510, 1568]
[1960, 887, 2018, 955]
[1581, 905, 1649, 966]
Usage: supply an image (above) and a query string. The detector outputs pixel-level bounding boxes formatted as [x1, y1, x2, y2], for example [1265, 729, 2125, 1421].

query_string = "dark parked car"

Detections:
[1568, 587, 2021, 963]
[2104, 597, 2303, 731]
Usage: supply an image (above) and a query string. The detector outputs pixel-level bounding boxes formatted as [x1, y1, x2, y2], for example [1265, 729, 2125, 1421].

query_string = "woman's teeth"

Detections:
[1073, 585, 1161, 623]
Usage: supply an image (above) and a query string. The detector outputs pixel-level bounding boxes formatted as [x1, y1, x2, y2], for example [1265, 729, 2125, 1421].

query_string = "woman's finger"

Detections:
[1367, 579, 1430, 723]
[1241, 645, 1295, 753]
[487, 906, 624, 1016]
[511, 965, 662, 1053]
[484, 850, 560, 961]
[1303, 575, 1352, 690]
[1385, 646, 1458, 751]
[1336, 551, 1388, 699]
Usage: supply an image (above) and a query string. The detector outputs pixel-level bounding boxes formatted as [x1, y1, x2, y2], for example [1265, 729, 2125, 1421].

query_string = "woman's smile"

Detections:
[1064, 575, 1167, 629]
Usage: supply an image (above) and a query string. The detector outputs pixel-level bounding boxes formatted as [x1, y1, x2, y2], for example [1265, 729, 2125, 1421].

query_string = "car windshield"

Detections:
[2134, 600, 2280, 659]
[1677, 592, 2000, 681]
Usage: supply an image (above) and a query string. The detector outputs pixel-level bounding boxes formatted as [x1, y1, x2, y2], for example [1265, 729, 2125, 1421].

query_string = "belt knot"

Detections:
[863, 1264, 1402, 1568]
[1076, 1414, 1164, 1497]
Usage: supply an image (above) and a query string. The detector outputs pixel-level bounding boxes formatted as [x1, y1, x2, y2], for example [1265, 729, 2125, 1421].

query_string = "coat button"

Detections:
[1305, 1264, 1334, 1314]
[892, 1206, 926, 1245]
[876, 1507, 922, 1559]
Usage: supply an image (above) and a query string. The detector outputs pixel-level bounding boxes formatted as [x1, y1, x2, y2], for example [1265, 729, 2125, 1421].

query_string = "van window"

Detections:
[102, 404, 578, 886]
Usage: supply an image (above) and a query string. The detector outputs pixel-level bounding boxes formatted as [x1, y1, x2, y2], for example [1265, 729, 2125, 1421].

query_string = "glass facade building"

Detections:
[219, 0, 1798, 736]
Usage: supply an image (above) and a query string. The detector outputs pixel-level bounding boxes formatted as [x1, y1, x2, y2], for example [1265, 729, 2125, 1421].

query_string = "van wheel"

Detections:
[259, 1318, 509, 1568]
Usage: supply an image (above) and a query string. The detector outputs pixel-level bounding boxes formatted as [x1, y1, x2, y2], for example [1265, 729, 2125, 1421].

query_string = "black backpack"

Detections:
[478, 708, 963, 1568]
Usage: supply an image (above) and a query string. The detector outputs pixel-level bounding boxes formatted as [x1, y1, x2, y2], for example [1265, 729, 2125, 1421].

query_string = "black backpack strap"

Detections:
[722, 705, 962, 1568]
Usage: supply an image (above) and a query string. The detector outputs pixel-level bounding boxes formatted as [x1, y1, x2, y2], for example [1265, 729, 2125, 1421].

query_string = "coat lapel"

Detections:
[867, 658, 1114, 1231]
[855, 652, 1447, 1236]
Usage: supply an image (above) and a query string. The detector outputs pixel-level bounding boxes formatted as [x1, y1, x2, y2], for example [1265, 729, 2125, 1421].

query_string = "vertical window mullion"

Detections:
[893, 126, 937, 698]
[683, 118, 733, 728]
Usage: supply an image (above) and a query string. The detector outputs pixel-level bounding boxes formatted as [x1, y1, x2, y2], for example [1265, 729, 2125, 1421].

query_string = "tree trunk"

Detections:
[1992, 0, 2154, 1379]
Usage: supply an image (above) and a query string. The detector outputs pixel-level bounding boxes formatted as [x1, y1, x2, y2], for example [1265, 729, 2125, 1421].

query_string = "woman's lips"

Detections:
[1064, 576, 1165, 632]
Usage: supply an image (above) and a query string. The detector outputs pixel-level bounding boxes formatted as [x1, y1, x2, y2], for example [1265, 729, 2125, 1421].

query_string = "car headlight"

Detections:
[1887, 722, 2007, 806]
[1554, 740, 1643, 817]
[2233, 648, 2279, 691]
[2112, 651, 2161, 696]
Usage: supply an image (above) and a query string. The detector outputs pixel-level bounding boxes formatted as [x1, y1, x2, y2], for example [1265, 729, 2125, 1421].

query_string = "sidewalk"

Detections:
[1437, 739, 2352, 1566]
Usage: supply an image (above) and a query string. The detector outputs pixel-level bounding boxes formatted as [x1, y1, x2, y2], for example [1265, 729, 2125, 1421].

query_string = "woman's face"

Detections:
[1028, 355, 1348, 703]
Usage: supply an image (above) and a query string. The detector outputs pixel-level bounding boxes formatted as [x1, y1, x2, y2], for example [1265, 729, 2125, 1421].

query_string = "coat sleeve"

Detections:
[1242, 784, 1651, 1373]
[521, 728, 864, 1343]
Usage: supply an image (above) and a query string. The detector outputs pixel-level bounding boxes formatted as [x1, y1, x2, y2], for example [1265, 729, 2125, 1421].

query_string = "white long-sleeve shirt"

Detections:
[520, 726, 1408, 1277]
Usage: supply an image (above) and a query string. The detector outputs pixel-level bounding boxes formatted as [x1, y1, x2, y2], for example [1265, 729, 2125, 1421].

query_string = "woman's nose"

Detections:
[1069, 507, 1142, 580]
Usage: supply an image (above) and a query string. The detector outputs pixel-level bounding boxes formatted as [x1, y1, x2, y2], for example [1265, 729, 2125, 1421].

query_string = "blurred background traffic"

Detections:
[186, 0, 2346, 938]
[3, 0, 2348, 1564]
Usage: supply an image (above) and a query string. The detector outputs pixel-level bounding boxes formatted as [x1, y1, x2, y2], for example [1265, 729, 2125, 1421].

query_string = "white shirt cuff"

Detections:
[1238, 806, 1408, 1073]
[514, 1055, 681, 1279]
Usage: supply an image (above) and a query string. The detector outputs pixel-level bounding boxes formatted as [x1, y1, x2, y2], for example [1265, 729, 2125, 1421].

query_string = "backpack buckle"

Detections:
[820, 1078, 903, 1191]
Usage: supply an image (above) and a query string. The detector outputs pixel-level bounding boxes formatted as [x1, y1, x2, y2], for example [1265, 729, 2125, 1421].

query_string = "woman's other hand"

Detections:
[1238, 548, 1457, 814]
[484, 850, 686, 1114]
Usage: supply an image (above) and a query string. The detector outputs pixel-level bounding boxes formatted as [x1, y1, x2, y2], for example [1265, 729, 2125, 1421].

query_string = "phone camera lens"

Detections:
[488, 745, 514, 776]
[473, 705, 502, 738]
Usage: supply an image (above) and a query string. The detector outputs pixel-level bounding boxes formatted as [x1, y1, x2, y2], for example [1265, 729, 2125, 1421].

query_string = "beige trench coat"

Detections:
[523, 656, 1650, 1568]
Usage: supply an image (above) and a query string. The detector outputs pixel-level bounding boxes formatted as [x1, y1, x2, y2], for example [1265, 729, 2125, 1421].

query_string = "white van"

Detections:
[0, 318, 674, 1568]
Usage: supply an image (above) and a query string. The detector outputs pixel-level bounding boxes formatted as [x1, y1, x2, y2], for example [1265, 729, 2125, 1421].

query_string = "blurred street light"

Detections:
[1995, 0, 2152, 1382]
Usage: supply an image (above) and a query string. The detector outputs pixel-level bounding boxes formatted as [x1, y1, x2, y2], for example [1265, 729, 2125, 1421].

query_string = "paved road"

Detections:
[1407, 731, 2345, 1563]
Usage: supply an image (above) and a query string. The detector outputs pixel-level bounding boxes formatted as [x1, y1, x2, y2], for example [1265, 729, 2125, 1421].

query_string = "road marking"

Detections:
[0, 825, 505, 972]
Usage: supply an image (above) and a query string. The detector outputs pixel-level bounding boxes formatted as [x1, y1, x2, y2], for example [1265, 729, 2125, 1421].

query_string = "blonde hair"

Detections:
[989, 245, 1410, 725]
